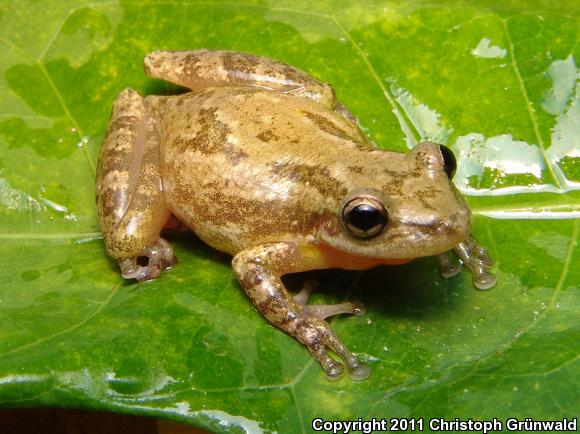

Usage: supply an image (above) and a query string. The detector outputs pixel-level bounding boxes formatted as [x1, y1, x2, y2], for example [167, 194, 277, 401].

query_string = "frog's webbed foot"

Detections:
[437, 236, 495, 290]
[294, 278, 366, 320]
[120, 238, 176, 282]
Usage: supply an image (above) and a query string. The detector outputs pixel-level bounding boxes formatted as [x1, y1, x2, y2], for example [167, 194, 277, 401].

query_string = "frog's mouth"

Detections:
[392, 223, 471, 257]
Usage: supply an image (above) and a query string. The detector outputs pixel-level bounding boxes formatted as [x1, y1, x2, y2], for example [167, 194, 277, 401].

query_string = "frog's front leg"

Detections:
[232, 243, 370, 381]
[96, 88, 175, 282]
[436, 237, 495, 290]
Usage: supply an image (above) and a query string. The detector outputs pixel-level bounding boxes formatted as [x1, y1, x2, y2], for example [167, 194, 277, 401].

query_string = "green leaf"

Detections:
[1, 1, 578, 432]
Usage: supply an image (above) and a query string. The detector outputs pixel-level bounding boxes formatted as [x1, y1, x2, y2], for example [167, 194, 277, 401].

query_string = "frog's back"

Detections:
[153, 87, 374, 159]
[152, 87, 378, 254]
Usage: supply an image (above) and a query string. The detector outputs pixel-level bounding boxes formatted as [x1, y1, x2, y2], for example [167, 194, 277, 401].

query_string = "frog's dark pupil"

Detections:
[349, 204, 383, 232]
[439, 145, 457, 178]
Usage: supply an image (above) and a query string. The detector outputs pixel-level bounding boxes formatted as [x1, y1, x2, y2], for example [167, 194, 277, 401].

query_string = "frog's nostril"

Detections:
[436, 220, 450, 234]
[435, 211, 469, 235]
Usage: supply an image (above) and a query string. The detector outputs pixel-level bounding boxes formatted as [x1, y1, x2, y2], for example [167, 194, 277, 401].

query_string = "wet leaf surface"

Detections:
[0, 1, 578, 432]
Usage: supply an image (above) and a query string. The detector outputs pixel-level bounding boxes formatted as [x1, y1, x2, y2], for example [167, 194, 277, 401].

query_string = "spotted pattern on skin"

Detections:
[100, 85, 470, 262]
[410, 188, 441, 210]
[99, 169, 129, 221]
[256, 129, 280, 143]
[185, 107, 230, 154]
[167, 170, 318, 254]
[348, 165, 365, 174]
[382, 177, 405, 196]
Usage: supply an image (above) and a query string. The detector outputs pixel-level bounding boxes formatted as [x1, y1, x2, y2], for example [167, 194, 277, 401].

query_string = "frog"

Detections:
[96, 49, 495, 381]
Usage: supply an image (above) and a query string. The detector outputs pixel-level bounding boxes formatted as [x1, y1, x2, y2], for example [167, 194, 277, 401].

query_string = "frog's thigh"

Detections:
[143, 49, 338, 108]
[232, 242, 370, 381]
[96, 88, 171, 262]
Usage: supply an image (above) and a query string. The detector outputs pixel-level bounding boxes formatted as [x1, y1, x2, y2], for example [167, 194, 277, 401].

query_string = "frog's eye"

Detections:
[439, 145, 457, 178]
[341, 196, 387, 239]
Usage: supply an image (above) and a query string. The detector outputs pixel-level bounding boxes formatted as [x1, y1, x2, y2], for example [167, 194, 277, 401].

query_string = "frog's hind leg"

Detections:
[96, 88, 175, 282]
[144, 49, 341, 107]
[144, 50, 364, 127]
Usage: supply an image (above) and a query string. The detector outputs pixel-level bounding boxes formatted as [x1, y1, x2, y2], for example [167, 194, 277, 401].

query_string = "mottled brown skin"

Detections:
[96, 50, 495, 380]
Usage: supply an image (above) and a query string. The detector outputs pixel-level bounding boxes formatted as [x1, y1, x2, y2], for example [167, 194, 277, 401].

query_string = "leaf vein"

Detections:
[500, 18, 563, 188]
[330, 15, 420, 145]
[0, 283, 120, 358]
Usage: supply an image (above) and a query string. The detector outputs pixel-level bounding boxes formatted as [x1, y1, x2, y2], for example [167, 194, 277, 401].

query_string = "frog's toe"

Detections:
[298, 317, 370, 381]
[334, 348, 370, 382]
[348, 360, 371, 381]
[454, 236, 496, 290]
[436, 251, 461, 278]
[350, 299, 367, 317]
[325, 362, 344, 381]
[119, 238, 177, 282]
[473, 269, 496, 290]
[474, 245, 494, 267]
[120, 258, 150, 281]
[120, 257, 162, 282]
[302, 300, 366, 320]
[308, 344, 344, 381]
[295, 278, 366, 319]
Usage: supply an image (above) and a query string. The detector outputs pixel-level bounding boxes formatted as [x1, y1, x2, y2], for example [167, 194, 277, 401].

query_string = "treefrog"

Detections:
[96, 50, 495, 381]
